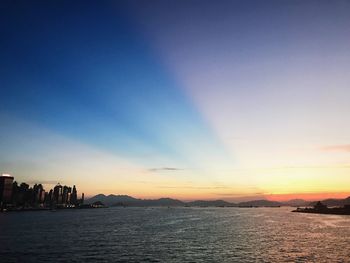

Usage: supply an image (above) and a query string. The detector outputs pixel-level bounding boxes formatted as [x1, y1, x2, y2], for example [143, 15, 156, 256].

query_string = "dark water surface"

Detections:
[0, 207, 349, 262]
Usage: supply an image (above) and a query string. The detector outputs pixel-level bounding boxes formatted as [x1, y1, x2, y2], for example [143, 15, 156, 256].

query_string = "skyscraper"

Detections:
[0, 174, 14, 208]
[62, 185, 71, 206]
[71, 185, 77, 205]
[53, 183, 63, 205]
[33, 184, 44, 204]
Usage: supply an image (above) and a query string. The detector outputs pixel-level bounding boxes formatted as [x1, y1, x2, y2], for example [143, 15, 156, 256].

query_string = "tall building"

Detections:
[0, 174, 14, 207]
[18, 182, 29, 206]
[33, 184, 44, 204]
[53, 183, 63, 204]
[62, 185, 71, 205]
[46, 189, 54, 206]
[71, 185, 77, 205]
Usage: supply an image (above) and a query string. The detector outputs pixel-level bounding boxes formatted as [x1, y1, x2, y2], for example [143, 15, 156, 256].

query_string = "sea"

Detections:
[0, 207, 349, 262]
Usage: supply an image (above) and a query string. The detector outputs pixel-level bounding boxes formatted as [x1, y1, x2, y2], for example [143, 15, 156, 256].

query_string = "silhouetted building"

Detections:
[18, 182, 29, 206]
[0, 174, 14, 208]
[62, 186, 68, 205]
[33, 184, 45, 205]
[53, 183, 63, 205]
[46, 189, 54, 206]
[11, 181, 19, 206]
[40, 189, 46, 204]
[71, 185, 77, 205]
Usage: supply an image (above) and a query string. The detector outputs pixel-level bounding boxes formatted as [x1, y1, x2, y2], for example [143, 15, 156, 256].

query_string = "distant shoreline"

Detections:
[292, 206, 350, 215]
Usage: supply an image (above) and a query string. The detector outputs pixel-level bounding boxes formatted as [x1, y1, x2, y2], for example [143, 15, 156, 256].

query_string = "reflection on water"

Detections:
[0, 207, 349, 262]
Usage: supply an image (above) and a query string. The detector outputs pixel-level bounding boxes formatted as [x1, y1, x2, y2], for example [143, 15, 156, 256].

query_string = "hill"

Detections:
[309, 196, 350, 207]
[87, 194, 139, 206]
[87, 195, 287, 207]
[87, 194, 184, 207]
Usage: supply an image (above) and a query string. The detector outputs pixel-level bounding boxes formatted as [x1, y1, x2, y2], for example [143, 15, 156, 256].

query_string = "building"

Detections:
[71, 185, 77, 205]
[33, 184, 45, 204]
[62, 186, 71, 205]
[0, 174, 14, 207]
[53, 183, 63, 205]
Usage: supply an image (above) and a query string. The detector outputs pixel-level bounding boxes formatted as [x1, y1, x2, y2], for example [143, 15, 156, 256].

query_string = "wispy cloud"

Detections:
[148, 167, 183, 172]
[321, 144, 350, 152]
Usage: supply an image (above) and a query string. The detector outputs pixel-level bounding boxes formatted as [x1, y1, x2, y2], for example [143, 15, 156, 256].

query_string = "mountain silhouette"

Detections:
[87, 194, 184, 206]
[87, 194, 350, 207]
[309, 196, 350, 207]
[87, 195, 279, 207]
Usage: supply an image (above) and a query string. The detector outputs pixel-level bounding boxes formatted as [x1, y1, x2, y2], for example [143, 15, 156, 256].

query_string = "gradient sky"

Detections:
[1, 0, 350, 201]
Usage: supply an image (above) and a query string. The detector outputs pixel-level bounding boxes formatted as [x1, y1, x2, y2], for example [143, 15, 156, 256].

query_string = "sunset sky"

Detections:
[1, 0, 350, 201]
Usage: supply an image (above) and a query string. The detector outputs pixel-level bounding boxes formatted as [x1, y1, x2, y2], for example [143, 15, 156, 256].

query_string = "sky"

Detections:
[1, 0, 350, 201]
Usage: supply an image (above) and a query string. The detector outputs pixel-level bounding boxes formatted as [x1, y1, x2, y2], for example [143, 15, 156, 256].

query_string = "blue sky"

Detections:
[1, 1, 226, 163]
[1, 1, 350, 200]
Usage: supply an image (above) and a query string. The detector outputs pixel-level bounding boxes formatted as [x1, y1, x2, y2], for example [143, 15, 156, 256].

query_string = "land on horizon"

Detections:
[86, 193, 350, 208]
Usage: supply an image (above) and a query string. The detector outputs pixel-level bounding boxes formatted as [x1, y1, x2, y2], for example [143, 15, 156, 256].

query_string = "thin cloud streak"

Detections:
[148, 167, 183, 172]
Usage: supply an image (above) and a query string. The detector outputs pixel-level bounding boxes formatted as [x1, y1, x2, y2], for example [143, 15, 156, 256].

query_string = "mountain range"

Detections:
[87, 194, 350, 207]
[86, 194, 288, 207]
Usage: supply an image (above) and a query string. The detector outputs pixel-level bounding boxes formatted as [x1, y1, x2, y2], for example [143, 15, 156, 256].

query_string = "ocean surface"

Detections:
[0, 207, 349, 262]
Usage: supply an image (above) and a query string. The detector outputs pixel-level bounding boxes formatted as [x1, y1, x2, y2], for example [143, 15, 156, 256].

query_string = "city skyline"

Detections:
[0, 173, 85, 210]
[1, 0, 350, 201]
